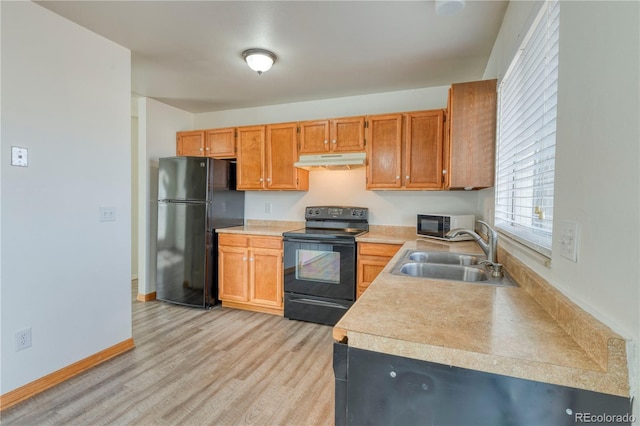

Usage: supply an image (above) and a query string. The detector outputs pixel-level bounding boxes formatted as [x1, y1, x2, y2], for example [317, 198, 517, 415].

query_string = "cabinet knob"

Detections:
[259, 178, 264, 182]
[266, 178, 271, 182]
[249, 258, 254, 262]
[242, 257, 247, 261]
[442, 169, 448, 175]
[205, 147, 210, 151]
[199, 148, 203, 152]
[332, 139, 337, 144]
[324, 140, 328, 144]
[406, 175, 410, 180]
[395, 176, 400, 180]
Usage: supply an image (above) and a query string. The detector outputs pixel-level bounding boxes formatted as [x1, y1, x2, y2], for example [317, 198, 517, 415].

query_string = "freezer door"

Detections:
[156, 201, 212, 307]
[158, 156, 210, 201]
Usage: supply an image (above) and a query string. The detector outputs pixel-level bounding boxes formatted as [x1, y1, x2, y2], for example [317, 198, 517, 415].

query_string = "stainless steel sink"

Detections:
[389, 249, 517, 287]
[407, 251, 480, 265]
[397, 263, 488, 282]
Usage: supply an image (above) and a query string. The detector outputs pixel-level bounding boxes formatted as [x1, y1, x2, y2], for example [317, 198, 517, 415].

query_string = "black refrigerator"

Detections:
[156, 156, 244, 308]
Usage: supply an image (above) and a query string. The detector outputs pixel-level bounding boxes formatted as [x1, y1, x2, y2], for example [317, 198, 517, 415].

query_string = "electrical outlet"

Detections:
[559, 220, 579, 262]
[99, 206, 116, 222]
[16, 327, 32, 351]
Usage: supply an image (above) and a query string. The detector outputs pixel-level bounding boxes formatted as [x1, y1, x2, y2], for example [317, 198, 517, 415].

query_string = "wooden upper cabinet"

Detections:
[177, 128, 235, 158]
[176, 130, 205, 156]
[365, 114, 403, 189]
[404, 110, 444, 189]
[299, 120, 330, 153]
[266, 122, 309, 190]
[236, 125, 266, 190]
[205, 127, 236, 158]
[236, 123, 308, 191]
[331, 116, 365, 152]
[299, 116, 365, 154]
[445, 79, 497, 190]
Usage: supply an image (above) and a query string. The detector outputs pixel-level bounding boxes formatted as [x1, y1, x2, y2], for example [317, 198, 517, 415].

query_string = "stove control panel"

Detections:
[305, 206, 368, 221]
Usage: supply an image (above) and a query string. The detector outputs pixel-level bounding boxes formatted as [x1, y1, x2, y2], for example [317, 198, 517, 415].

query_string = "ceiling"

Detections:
[37, 1, 508, 113]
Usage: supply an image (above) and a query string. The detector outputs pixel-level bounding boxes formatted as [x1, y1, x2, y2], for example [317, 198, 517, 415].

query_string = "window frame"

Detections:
[494, 0, 560, 258]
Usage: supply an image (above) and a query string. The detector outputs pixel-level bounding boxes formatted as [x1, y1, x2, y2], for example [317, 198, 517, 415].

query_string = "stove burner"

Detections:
[283, 206, 369, 242]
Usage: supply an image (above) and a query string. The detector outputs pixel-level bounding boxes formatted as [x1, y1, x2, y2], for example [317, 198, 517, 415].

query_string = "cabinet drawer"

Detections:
[250, 236, 282, 250]
[358, 243, 402, 257]
[218, 234, 249, 247]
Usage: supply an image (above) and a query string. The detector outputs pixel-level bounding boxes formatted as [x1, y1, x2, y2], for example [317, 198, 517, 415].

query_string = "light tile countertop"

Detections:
[215, 220, 303, 237]
[338, 230, 630, 398]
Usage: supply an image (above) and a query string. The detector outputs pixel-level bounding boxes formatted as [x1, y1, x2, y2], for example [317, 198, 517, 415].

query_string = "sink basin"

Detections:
[407, 251, 480, 265]
[389, 249, 517, 286]
[396, 263, 488, 282]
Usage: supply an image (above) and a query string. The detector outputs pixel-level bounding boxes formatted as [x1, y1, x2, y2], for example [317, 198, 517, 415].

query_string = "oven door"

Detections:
[283, 238, 356, 301]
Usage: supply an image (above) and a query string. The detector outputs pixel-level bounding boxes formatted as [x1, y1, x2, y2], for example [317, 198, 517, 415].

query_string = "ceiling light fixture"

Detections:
[242, 48, 277, 75]
[435, 0, 465, 16]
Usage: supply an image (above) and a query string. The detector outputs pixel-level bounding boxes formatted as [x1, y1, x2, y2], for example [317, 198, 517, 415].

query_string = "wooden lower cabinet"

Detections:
[218, 233, 283, 315]
[356, 242, 402, 298]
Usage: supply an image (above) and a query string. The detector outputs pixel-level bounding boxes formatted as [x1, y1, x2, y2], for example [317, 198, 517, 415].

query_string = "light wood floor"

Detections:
[2, 282, 335, 425]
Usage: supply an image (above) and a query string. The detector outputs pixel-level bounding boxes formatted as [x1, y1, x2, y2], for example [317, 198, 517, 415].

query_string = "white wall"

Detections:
[131, 113, 139, 279]
[137, 98, 193, 295]
[1, 1, 131, 394]
[194, 87, 479, 225]
[481, 0, 640, 408]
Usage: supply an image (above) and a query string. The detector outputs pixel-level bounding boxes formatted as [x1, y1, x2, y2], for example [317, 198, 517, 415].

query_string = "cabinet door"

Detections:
[266, 122, 308, 190]
[206, 127, 236, 158]
[218, 245, 249, 302]
[250, 247, 283, 308]
[356, 243, 401, 299]
[299, 120, 330, 154]
[365, 114, 403, 189]
[176, 131, 205, 156]
[404, 110, 444, 189]
[357, 259, 388, 299]
[331, 116, 365, 152]
[237, 125, 266, 190]
[447, 79, 497, 189]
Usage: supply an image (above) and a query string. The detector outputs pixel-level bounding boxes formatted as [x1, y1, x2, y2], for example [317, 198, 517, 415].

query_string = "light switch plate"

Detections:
[559, 220, 579, 262]
[11, 146, 28, 167]
[99, 206, 116, 222]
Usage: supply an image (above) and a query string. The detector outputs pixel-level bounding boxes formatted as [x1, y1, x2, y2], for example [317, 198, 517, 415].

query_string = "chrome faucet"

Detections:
[446, 220, 503, 278]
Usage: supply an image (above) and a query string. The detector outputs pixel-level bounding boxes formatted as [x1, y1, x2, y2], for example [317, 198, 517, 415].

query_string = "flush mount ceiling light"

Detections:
[435, 0, 465, 16]
[242, 48, 277, 75]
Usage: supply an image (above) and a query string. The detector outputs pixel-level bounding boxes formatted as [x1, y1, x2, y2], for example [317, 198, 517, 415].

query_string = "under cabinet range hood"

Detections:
[294, 152, 366, 171]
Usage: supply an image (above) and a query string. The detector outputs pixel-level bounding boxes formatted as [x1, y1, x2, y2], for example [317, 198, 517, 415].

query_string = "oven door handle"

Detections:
[284, 237, 355, 246]
[288, 297, 349, 310]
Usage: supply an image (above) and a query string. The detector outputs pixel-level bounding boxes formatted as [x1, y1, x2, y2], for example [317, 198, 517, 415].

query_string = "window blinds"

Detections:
[495, 0, 560, 257]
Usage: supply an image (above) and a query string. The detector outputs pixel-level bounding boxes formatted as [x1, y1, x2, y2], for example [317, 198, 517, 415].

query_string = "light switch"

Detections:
[559, 220, 579, 262]
[99, 207, 116, 222]
[11, 146, 28, 167]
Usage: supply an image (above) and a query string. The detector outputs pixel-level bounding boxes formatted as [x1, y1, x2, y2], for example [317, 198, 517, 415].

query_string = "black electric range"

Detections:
[283, 206, 369, 326]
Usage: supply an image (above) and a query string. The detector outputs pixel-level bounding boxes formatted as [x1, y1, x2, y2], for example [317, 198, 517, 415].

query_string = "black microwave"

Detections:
[417, 214, 475, 241]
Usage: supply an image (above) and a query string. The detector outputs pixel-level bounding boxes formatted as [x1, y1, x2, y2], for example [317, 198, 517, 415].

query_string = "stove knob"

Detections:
[315, 209, 321, 215]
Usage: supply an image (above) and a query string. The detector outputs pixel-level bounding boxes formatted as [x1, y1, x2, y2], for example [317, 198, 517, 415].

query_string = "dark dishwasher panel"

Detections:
[339, 347, 633, 426]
